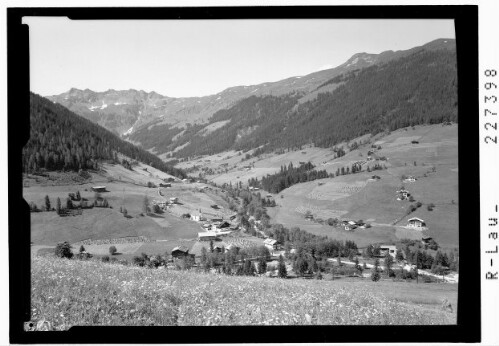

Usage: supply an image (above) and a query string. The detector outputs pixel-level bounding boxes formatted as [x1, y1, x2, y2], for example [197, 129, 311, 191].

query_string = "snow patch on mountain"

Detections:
[123, 126, 134, 136]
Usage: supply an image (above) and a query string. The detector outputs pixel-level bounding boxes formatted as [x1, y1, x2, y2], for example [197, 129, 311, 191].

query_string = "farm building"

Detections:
[159, 183, 171, 188]
[198, 231, 217, 241]
[91, 186, 107, 192]
[153, 200, 167, 209]
[213, 245, 224, 253]
[191, 213, 206, 222]
[218, 221, 231, 229]
[214, 230, 232, 237]
[379, 245, 397, 258]
[211, 217, 223, 223]
[396, 189, 411, 200]
[169, 197, 178, 203]
[264, 238, 280, 250]
[226, 244, 239, 252]
[171, 246, 190, 258]
[404, 176, 417, 183]
[229, 214, 237, 221]
[344, 224, 357, 231]
[407, 217, 426, 229]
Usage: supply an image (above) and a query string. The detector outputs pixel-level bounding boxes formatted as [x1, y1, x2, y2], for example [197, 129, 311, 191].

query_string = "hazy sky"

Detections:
[25, 18, 455, 98]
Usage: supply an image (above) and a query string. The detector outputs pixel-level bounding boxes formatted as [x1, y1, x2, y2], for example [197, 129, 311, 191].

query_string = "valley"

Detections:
[24, 35, 460, 329]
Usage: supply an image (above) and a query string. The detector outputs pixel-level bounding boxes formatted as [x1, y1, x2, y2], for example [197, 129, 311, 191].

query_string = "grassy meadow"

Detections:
[31, 256, 456, 329]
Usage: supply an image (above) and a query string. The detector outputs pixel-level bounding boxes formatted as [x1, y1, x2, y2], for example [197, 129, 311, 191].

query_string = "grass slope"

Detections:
[200, 124, 458, 249]
[31, 256, 456, 329]
[25, 162, 225, 247]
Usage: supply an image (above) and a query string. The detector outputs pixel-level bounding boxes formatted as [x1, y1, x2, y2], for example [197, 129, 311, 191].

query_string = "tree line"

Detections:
[23, 93, 185, 178]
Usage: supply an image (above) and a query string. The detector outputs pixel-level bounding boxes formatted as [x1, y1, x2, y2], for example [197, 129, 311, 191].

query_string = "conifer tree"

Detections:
[278, 255, 287, 278]
[44, 195, 51, 211]
[56, 197, 61, 214]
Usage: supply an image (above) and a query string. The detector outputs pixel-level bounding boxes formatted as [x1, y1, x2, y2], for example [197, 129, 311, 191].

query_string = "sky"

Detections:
[25, 18, 455, 98]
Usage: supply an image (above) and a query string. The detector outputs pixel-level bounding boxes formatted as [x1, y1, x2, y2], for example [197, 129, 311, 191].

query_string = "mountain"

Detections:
[23, 93, 186, 178]
[130, 40, 457, 159]
[47, 39, 455, 138]
[47, 38, 456, 159]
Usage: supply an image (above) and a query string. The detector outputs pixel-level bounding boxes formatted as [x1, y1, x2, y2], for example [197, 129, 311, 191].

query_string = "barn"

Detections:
[264, 238, 279, 251]
[91, 186, 107, 192]
[171, 246, 190, 258]
[198, 231, 217, 241]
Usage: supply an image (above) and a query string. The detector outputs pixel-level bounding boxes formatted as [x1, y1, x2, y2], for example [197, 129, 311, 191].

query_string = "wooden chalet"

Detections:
[407, 217, 426, 229]
[171, 246, 190, 258]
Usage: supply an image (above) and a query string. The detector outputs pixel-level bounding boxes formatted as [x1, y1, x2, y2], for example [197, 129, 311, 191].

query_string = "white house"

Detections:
[407, 217, 426, 229]
[404, 176, 417, 183]
[191, 213, 205, 222]
[264, 238, 279, 250]
[379, 245, 397, 258]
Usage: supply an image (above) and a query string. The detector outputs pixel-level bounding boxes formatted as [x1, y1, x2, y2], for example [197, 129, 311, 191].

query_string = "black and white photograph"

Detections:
[4, 4, 486, 344]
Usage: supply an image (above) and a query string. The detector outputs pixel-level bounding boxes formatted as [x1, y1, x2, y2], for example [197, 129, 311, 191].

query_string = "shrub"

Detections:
[75, 252, 93, 260]
[79, 245, 85, 253]
[101, 256, 110, 262]
[55, 242, 73, 259]
[109, 246, 117, 255]
[152, 204, 161, 214]
[133, 256, 146, 267]
[29, 202, 39, 212]
[427, 203, 435, 211]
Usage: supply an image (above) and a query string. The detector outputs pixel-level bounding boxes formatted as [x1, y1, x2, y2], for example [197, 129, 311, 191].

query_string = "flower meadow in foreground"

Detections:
[31, 256, 454, 329]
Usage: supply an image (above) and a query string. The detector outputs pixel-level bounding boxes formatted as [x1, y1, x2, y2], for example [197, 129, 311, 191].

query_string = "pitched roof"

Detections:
[171, 246, 189, 253]
[264, 238, 278, 245]
[408, 217, 425, 222]
[198, 231, 217, 237]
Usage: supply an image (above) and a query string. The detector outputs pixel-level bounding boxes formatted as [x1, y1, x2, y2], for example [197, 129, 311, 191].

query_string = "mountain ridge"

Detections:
[47, 38, 455, 138]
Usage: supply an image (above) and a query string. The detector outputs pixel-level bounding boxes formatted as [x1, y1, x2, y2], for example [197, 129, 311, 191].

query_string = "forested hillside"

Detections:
[286, 49, 457, 148]
[132, 47, 456, 159]
[23, 93, 185, 178]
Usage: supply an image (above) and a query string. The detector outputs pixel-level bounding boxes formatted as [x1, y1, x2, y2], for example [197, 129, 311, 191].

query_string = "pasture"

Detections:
[25, 162, 226, 247]
[210, 124, 458, 248]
